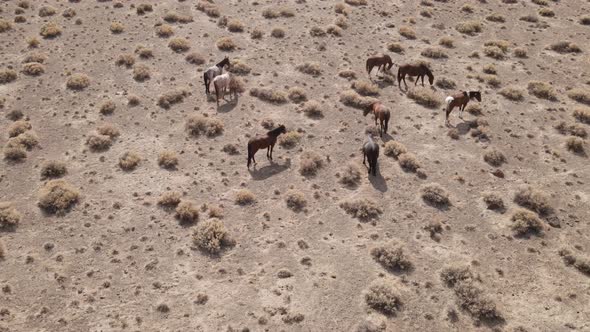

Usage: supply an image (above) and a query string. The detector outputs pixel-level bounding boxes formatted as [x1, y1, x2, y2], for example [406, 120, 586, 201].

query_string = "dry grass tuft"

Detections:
[310, 26, 326, 37]
[345, 0, 367, 5]
[567, 88, 590, 105]
[251, 28, 264, 39]
[0, 203, 21, 229]
[549, 41, 581, 54]
[271, 28, 285, 38]
[110, 22, 124, 34]
[527, 81, 557, 101]
[175, 200, 199, 224]
[483, 46, 506, 60]
[8, 121, 32, 137]
[486, 14, 505, 23]
[371, 244, 412, 271]
[573, 108, 590, 124]
[157, 191, 181, 208]
[559, 249, 590, 276]
[483, 149, 506, 167]
[483, 193, 504, 210]
[156, 24, 174, 37]
[513, 48, 528, 58]
[262, 8, 280, 19]
[520, 14, 539, 23]
[538, 8, 555, 17]
[227, 19, 244, 32]
[398, 153, 421, 172]
[514, 187, 552, 215]
[0, 19, 12, 33]
[439, 37, 454, 48]
[351, 80, 379, 96]
[133, 65, 150, 82]
[136, 4, 153, 15]
[340, 90, 379, 110]
[193, 219, 234, 254]
[250, 87, 287, 104]
[216, 37, 236, 51]
[196, 2, 220, 17]
[0, 70, 17, 84]
[86, 134, 112, 151]
[302, 100, 324, 118]
[384, 141, 407, 159]
[0, 240, 5, 259]
[158, 89, 188, 109]
[168, 38, 190, 52]
[399, 26, 416, 39]
[158, 151, 179, 169]
[421, 47, 448, 59]
[38, 180, 80, 214]
[338, 69, 356, 80]
[335, 3, 350, 16]
[4, 146, 27, 161]
[500, 87, 524, 101]
[229, 76, 245, 95]
[96, 124, 119, 138]
[340, 198, 382, 221]
[421, 183, 450, 207]
[566, 137, 585, 154]
[387, 42, 404, 53]
[22, 62, 44, 76]
[163, 11, 192, 23]
[185, 115, 224, 137]
[235, 189, 255, 205]
[407, 88, 441, 108]
[456, 21, 483, 35]
[27, 37, 40, 48]
[285, 190, 307, 211]
[66, 74, 90, 91]
[365, 284, 402, 316]
[326, 25, 343, 36]
[511, 209, 543, 236]
[580, 16, 590, 25]
[555, 122, 587, 138]
[119, 152, 141, 171]
[435, 77, 456, 90]
[278, 131, 302, 148]
[39, 6, 57, 17]
[288, 87, 307, 103]
[99, 101, 116, 115]
[116, 54, 135, 67]
[135, 46, 153, 59]
[296, 62, 322, 76]
[41, 161, 67, 179]
[299, 151, 323, 176]
[228, 59, 251, 75]
[339, 163, 362, 187]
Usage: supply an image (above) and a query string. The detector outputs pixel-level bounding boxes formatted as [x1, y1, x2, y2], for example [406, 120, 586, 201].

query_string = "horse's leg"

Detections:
[421, 75, 425, 87]
[414, 75, 420, 86]
[270, 143, 275, 161]
[363, 151, 366, 165]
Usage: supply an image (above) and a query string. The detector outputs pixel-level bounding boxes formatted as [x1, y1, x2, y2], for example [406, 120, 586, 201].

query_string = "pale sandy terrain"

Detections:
[1, 0, 590, 331]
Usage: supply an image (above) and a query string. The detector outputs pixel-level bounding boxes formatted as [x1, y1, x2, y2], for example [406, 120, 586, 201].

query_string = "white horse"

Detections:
[213, 73, 232, 106]
[203, 56, 230, 94]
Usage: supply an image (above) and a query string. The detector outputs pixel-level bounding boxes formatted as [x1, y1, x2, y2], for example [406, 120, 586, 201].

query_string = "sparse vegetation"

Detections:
[41, 161, 67, 179]
[387, 42, 404, 53]
[0, 203, 21, 229]
[40, 22, 62, 38]
[567, 88, 590, 105]
[216, 37, 236, 51]
[559, 249, 590, 276]
[456, 21, 483, 35]
[297, 62, 322, 76]
[371, 244, 412, 271]
[486, 14, 505, 23]
[285, 190, 307, 211]
[228, 59, 250, 75]
[340, 198, 382, 221]
[250, 87, 287, 104]
[340, 90, 379, 110]
[22, 62, 44, 76]
[116, 54, 135, 67]
[573, 108, 590, 124]
[86, 134, 112, 151]
[235, 189, 255, 205]
[302, 100, 324, 118]
[4, 146, 27, 161]
[168, 38, 190, 52]
[278, 131, 302, 148]
[439, 37, 454, 48]
[421, 47, 448, 59]
[38, 180, 80, 214]
[158, 89, 188, 109]
[398, 153, 421, 172]
[421, 183, 450, 207]
[351, 80, 379, 96]
[566, 137, 585, 154]
[365, 284, 401, 316]
[196, 1, 220, 17]
[399, 26, 416, 39]
[157, 191, 181, 208]
[384, 141, 407, 159]
[500, 87, 525, 101]
[299, 151, 323, 176]
[193, 219, 234, 254]
[39, 6, 57, 17]
[407, 88, 441, 108]
[110, 22, 124, 34]
[288, 87, 307, 103]
[66, 74, 90, 91]
[514, 187, 552, 215]
[483, 193, 504, 210]
[339, 163, 362, 187]
[549, 41, 581, 54]
[175, 200, 199, 224]
[345, 0, 367, 5]
[310, 27, 326, 37]
[185, 115, 224, 137]
[119, 152, 141, 171]
[156, 24, 174, 37]
[158, 151, 179, 169]
[8, 121, 31, 137]
[251, 28, 263, 39]
[0, 19, 12, 33]
[528, 81, 557, 101]
[99, 101, 116, 115]
[0, 70, 17, 84]
[538, 8, 555, 17]
[483, 149, 506, 167]
[511, 209, 543, 236]
[133, 65, 150, 82]
[514, 47, 528, 58]
[227, 19, 244, 32]
[271, 28, 285, 38]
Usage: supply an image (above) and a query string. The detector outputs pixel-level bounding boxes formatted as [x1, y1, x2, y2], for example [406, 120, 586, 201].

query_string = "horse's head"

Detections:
[470, 91, 482, 102]
[224, 56, 230, 68]
[277, 124, 286, 134]
[424, 65, 434, 85]
[363, 108, 371, 116]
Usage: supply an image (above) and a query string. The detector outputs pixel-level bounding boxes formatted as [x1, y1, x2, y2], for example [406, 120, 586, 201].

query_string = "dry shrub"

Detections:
[520, 14, 539, 23]
[8, 121, 31, 137]
[555, 122, 587, 138]
[279, 8, 295, 17]
[326, 25, 343, 36]
[334, 16, 348, 29]
[371, 244, 412, 271]
[297, 62, 322, 76]
[8, 132, 38, 150]
[0, 203, 21, 229]
[175, 201, 199, 224]
[528, 81, 557, 101]
[119, 152, 141, 171]
[285, 190, 307, 211]
[168, 38, 190, 52]
[249, 87, 287, 104]
[439, 37, 454, 48]
[384, 141, 407, 159]
[454, 283, 502, 321]
[228, 59, 251, 75]
[185, 115, 224, 137]
[227, 19, 244, 32]
[39, 6, 56, 17]
[158, 151, 179, 169]
[421, 183, 450, 207]
[532, 0, 548, 5]
[163, 11, 192, 23]
[23, 53, 47, 64]
[288, 87, 307, 103]
[271, 28, 285, 38]
[158, 89, 188, 109]
[466, 104, 482, 116]
[262, 8, 280, 19]
[483, 149, 506, 167]
[421, 47, 448, 59]
[500, 87, 524, 101]
[538, 8, 554, 17]
[486, 14, 505, 23]
[22, 62, 44, 76]
[338, 69, 356, 80]
[573, 108, 590, 124]
[310, 26, 326, 37]
[0, 240, 5, 259]
[136, 46, 153, 59]
[567, 88, 590, 105]
[514, 187, 551, 215]
[110, 22, 124, 34]
[251, 28, 263, 39]
[399, 26, 416, 39]
[41, 161, 67, 178]
[207, 205, 224, 219]
[17, 1, 30, 9]
[340, 198, 382, 221]
[483, 193, 504, 210]
[351, 80, 379, 96]
[345, 0, 367, 5]
[156, 24, 174, 37]
[566, 137, 585, 154]
[299, 151, 323, 176]
[116, 54, 135, 67]
[38, 180, 80, 214]
[99, 101, 116, 115]
[580, 16, 590, 25]
[461, 4, 473, 12]
[136, 4, 153, 15]
[559, 249, 590, 276]
[365, 284, 401, 316]
[549, 41, 581, 54]
[216, 37, 236, 51]
[407, 88, 441, 108]
[133, 65, 150, 82]
[196, 2, 220, 17]
[235, 189, 255, 205]
[193, 219, 234, 254]
[0, 19, 12, 33]
[340, 90, 379, 110]
[4, 146, 27, 161]
[97, 124, 119, 138]
[0, 70, 17, 84]
[484, 46, 506, 60]
[335, 3, 350, 16]
[511, 209, 543, 235]
[339, 163, 362, 187]
[397, 153, 420, 172]
[433, 77, 456, 90]
[158, 191, 181, 208]
[456, 21, 482, 35]
[63, 8, 76, 18]
[302, 100, 323, 118]
[66, 74, 90, 91]
[229, 76, 245, 94]
[86, 134, 112, 151]
[513, 48, 527, 58]
[278, 131, 302, 148]
[6, 109, 22, 121]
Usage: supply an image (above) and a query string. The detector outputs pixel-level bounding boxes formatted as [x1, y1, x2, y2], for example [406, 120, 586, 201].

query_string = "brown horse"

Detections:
[366, 55, 393, 77]
[247, 125, 287, 168]
[397, 63, 434, 89]
[364, 102, 391, 137]
[445, 91, 481, 126]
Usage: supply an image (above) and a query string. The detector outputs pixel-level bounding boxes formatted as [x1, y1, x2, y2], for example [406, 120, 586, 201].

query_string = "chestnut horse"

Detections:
[397, 63, 434, 89]
[364, 102, 391, 137]
[203, 57, 230, 95]
[445, 91, 482, 126]
[366, 55, 393, 77]
[363, 134, 379, 176]
[247, 125, 287, 168]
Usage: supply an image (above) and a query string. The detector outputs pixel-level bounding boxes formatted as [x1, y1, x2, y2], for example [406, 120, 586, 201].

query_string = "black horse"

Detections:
[203, 57, 230, 95]
[363, 134, 379, 176]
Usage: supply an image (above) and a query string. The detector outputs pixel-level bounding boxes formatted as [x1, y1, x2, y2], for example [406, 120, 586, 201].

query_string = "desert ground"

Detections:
[1, 0, 590, 331]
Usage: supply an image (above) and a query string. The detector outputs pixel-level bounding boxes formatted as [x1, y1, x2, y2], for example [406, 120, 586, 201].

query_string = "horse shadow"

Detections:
[249, 159, 291, 181]
[367, 168, 388, 192]
[453, 121, 471, 136]
[217, 96, 239, 113]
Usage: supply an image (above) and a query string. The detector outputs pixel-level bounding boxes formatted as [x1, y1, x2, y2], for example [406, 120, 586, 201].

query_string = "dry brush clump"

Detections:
[483, 149, 506, 167]
[158, 191, 182, 208]
[421, 47, 448, 59]
[168, 38, 190, 52]
[566, 137, 585, 154]
[38, 180, 80, 214]
[185, 52, 205, 65]
[216, 37, 236, 51]
[351, 80, 379, 96]
[8, 121, 32, 137]
[299, 151, 323, 176]
[514, 187, 552, 215]
[158, 89, 188, 109]
[135, 46, 153, 59]
[339, 90, 379, 110]
[136, 4, 153, 15]
[456, 20, 483, 35]
[227, 19, 244, 32]
[110, 22, 124, 34]
[407, 88, 441, 108]
[339, 163, 362, 187]
[549, 41, 581, 54]
[250, 87, 287, 104]
[278, 131, 302, 148]
[296, 62, 322, 76]
[559, 249, 590, 276]
[116, 54, 135, 67]
[40, 22, 61, 38]
[538, 8, 555, 17]
[387, 42, 404, 53]
[163, 11, 193, 23]
[271, 28, 285, 38]
[196, 1, 220, 17]
[193, 219, 234, 254]
[340, 198, 382, 221]
[511, 209, 543, 236]
[500, 87, 524, 101]
[371, 244, 412, 271]
[158, 151, 179, 169]
[96, 124, 120, 139]
[555, 122, 587, 138]
[175, 200, 199, 224]
[421, 183, 450, 208]
[301, 100, 324, 118]
[21, 62, 44, 76]
[285, 190, 307, 211]
[235, 189, 255, 206]
[398, 153, 421, 172]
[567, 88, 590, 105]
[119, 152, 141, 171]
[66, 74, 90, 91]
[86, 134, 113, 152]
[251, 28, 264, 39]
[573, 108, 590, 124]
[436, 77, 456, 90]
[0, 203, 21, 229]
[0, 69, 17, 84]
[399, 26, 416, 39]
[156, 24, 174, 37]
[133, 65, 150, 82]
[483, 193, 504, 210]
[41, 161, 67, 179]
[228, 59, 251, 75]
[365, 283, 402, 316]
[3, 146, 27, 161]
[384, 141, 407, 159]
[528, 81, 557, 101]
[514, 48, 528, 58]
[185, 115, 224, 137]
[288, 87, 307, 103]
[99, 101, 116, 115]
[0, 19, 12, 33]
[310, 26, 326, 37]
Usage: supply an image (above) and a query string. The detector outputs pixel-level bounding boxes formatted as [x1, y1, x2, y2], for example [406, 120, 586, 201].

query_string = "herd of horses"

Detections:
[202, 54, 482, 175]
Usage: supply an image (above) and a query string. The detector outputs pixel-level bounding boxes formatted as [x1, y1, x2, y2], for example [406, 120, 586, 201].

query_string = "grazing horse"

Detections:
[203, 56, 230, 95]
[445, 90, 482, 126]
[364, 102, 391, 137]
[366, 55, 394, 77]
[247, 125, 287, 168]
[363, 134, 380, 176]
[397, 63, 434, 89]
[213, 73, 231, 106]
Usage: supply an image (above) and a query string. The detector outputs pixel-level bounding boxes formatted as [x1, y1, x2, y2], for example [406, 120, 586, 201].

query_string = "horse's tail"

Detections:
[247, 142, 252, 168]
[445, 96, 454, 106]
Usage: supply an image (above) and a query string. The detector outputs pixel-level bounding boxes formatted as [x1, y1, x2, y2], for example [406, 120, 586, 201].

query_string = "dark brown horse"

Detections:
[364, 102, 391, 137]
[397, 63, 434, 89]
[445, 91, 482, 126]
[366, 55, 393, 77]
[362, 134, 379, 176]
[247, 125, 287, 168]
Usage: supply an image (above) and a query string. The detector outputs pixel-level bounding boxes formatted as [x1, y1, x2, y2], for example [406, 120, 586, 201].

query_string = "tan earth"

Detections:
[1, 0, 590, 331]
